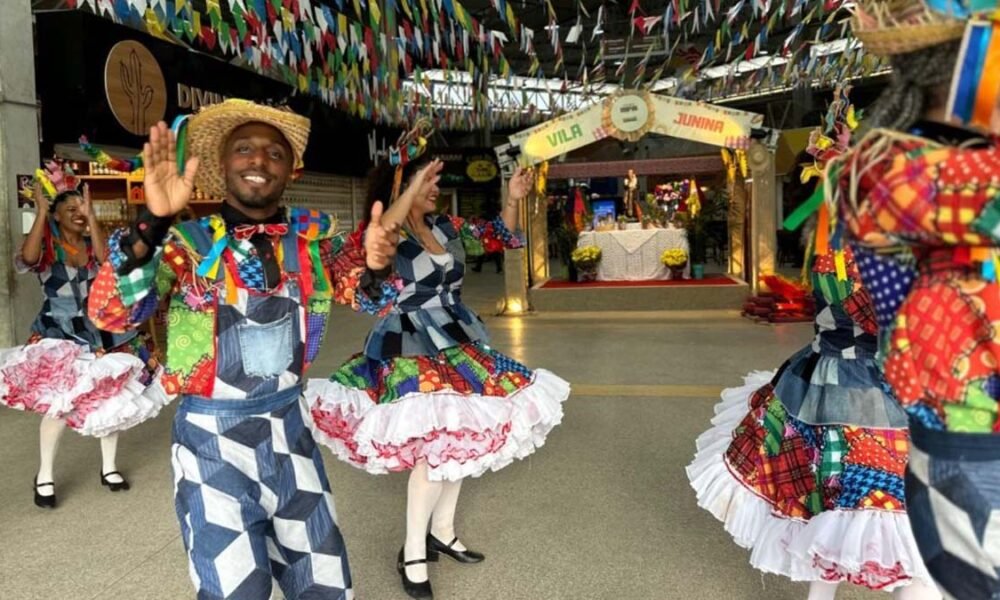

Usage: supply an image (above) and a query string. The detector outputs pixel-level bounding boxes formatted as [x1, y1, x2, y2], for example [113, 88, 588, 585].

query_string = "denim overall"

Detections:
[169, 222, 352, 600]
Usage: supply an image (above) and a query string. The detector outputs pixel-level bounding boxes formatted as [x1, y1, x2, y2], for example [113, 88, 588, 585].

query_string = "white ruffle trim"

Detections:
[306, 369, 569, 481]
[686, 370, 933, 590]
[74, 370, 174, 437]
[0, 339, 174, 437]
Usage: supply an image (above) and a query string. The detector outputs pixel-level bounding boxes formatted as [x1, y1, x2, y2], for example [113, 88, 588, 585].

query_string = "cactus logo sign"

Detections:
[104, 41, 167, 136]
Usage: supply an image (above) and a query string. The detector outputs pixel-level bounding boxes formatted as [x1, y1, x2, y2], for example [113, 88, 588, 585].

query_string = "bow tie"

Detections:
[231, 223, 289, 241]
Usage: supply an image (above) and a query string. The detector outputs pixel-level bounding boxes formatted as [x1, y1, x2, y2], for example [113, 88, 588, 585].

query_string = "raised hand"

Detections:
[397, 159, 444, 209]
[80, 183, 93, 220]
[507, 166, 532, 203]
[364, 201, 400, 270]
[142, 121, 200, 217]
[32, 180, 49, 216]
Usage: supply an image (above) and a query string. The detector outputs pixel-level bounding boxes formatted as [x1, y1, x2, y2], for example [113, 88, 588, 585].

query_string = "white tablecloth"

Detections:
[577, 228, 690, 281]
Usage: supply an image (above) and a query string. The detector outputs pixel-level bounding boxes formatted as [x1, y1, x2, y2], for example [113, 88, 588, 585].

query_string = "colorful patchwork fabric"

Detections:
[331, 341, 534, 405]
[450, 215, 524, 251]
[725, 386, 908, 520]
[808, 246, 879, 358]
[833, 131, 1000, 247]
[882, 267, 1000, 433]
[835, 129, 1000, 434]
[851, 245, 917, 332]
[16, 236, 137, 353]
[330, 228, 403, 317]
[89, 208, 352, 398]
[334, 214, 520, 360]
[340, 215, 523, 319]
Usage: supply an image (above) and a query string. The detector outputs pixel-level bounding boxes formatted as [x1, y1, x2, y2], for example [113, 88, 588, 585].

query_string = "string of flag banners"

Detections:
[68, 0, 884, 130]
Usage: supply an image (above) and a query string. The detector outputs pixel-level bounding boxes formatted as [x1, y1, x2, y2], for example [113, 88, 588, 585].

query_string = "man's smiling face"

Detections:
[223, 122, 295, 210]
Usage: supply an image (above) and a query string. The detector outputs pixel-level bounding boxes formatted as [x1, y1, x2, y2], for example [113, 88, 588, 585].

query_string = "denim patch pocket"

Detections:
[237, 313, 294, 378]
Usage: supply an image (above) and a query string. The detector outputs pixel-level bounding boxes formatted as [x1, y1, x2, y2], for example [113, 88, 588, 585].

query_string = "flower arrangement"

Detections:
[572, 245, 602, 282]
[661, 248, 688, 268]
[571, 246, 602, 267]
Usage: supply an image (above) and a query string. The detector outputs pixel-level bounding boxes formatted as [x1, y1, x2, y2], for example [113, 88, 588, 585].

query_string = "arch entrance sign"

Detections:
[494, 90, 778, 312]
[502, 91, 761, 166]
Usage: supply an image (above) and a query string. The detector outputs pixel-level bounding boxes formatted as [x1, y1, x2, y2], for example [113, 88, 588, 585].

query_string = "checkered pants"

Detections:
[907, 421, 1000, 600]
[171, 386, 353, 600]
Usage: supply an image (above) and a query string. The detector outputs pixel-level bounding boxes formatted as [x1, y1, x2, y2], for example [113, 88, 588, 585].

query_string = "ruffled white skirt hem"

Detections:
[306, 369, 569, 481]
[0, 339, 174, 436]
[686, 371, 932, 591]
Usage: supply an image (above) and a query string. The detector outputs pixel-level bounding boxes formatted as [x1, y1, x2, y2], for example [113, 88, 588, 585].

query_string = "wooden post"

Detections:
[527, 193, 549, 285]
[748, 140, 777, 295]
[500, 177, 531, 314]
[503, 248, 530, 314]
[727, 167, 747, 281]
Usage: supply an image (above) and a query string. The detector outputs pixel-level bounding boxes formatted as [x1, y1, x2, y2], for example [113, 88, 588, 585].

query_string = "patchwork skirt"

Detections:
[307, 341, 569, 481]
[687, 358, 932, 591]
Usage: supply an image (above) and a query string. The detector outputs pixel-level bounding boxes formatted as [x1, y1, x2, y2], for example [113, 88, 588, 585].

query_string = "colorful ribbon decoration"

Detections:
[79, 116, 190, 175]
[196, 215, 230, 280]
[783, 183, 826, 231]
[948, 19, 1000, 130]
[79, 137, 142, 173]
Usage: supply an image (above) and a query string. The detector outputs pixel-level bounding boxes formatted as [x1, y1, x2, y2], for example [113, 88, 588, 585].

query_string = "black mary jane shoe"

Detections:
[100, 471, 131, 492]
[33, 477, 56, 509]
[397, 547, 434, 599]
[426, 534, 485, 564]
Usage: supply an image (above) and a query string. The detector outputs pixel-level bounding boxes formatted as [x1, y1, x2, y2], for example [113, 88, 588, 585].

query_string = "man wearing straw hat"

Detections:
[88, 99, 429, 599]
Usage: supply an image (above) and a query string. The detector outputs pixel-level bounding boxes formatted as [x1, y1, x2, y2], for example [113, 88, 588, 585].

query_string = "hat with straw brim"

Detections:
[852, 0, 967, 57]
[186, 99, 310, 197]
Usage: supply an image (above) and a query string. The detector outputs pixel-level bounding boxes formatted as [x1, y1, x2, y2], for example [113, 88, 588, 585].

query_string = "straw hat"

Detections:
[187, 99, 310, 197]
[852, 0, 967, 56]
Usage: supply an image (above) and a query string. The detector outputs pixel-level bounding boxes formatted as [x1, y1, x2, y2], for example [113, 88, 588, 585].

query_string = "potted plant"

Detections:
[681, 188, 729, 280]
[571, 245, 602, 282]
[616, 215, 628, 230]
[661, 248, 688, 280]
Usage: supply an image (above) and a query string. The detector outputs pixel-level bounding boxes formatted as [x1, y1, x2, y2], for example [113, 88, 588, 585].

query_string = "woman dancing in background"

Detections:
[1, 162, 166, 509]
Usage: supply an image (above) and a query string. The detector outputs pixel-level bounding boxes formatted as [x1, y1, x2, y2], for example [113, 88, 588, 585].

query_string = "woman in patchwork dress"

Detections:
[686, 168, 939, 599]
[309, 155, 569, 599]
[829, 2, 1000, 597]
[2, 170, 167, 509]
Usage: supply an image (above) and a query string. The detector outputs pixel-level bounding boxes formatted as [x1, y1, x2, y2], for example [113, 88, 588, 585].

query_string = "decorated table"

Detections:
[577, 228, 690, 281]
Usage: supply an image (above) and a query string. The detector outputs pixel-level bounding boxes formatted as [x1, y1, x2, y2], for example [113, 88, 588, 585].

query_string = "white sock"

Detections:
[430, 479, 467, 551]
[100, 434, 124, 484]
[807, 581, 839, 600]
[893, 580, 942, 600]
[37, 417, 67, 496]
[404, 462, 442, 583]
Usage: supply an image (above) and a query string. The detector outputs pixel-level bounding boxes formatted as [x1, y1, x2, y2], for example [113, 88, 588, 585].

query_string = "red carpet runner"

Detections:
[539, 276, 740, 289]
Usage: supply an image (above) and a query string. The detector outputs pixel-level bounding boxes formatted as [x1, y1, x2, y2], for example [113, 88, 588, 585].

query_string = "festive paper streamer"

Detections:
[782, 183, 825, 231]
[961, 20, 1000, 128]
[948, 21, 996, 126]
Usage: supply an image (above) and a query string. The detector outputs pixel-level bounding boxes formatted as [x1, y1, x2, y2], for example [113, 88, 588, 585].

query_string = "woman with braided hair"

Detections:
[687, 157, 939, 599]
[308, 127, 569, 599]
[829, 1, 1000, 597]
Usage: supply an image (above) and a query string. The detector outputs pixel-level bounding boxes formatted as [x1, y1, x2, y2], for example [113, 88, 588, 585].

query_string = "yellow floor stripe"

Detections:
[571, 384, 723, 398]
